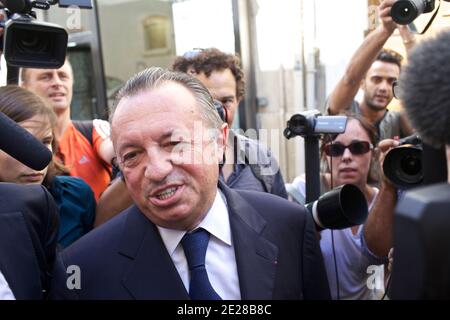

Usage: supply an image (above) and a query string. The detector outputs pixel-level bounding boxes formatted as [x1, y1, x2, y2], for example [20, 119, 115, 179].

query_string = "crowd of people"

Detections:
[1, 0, 449, 300]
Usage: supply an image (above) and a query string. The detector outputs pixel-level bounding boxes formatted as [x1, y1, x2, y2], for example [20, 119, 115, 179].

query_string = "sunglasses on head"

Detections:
[182, 48, 205, 59]
[324, 141, 373, 157]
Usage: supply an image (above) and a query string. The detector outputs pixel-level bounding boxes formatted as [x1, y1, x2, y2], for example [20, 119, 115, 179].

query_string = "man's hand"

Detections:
[397, 25, 416, 52]
[378, 0, 397, 35]
[378, 138, 400, 187]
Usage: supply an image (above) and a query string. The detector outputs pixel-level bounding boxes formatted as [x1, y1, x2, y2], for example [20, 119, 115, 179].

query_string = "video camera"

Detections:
[284, 110, 348, 203]
[383, 134, 423, 189]
[0, 0, 92, 68]
[284, 110, 347, 139]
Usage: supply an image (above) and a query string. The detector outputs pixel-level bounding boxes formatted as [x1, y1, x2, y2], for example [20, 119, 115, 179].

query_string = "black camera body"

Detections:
[0, 0, 92, 68]
[284, 110, 347, 139]
[383, 135, 423, 189]
[391, 0, 435, 25]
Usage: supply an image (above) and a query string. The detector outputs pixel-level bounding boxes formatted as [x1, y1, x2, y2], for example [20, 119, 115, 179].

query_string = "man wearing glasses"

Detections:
[326, 0, 413, 141]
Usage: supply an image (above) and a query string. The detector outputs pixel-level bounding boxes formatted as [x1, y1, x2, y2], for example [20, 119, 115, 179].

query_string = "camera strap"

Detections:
[409, 0, 441, 35]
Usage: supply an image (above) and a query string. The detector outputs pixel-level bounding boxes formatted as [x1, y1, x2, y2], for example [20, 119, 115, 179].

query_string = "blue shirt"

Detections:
[49, 176, 95, 248]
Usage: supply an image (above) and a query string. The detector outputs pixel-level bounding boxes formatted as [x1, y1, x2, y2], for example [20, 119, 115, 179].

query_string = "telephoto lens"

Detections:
[306, 184, 368, 230]
[391, 0, 435, 25]
[383, 135, 423, 189]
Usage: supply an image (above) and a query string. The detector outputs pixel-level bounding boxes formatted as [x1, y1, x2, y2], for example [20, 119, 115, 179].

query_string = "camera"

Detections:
[284, 110, 348, 203]
[383, 134, 423, 189]
[0, 0, 92, 68]
[283, 110, 347, 139]
[390, 0, 435, 25]
[306, 184, 368, 230]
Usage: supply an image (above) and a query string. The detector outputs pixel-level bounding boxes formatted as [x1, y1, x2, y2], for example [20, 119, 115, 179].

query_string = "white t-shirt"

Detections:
[319, 187, 387, 300]
[0, 271, 15, 300]
[292, 179, 388, 300]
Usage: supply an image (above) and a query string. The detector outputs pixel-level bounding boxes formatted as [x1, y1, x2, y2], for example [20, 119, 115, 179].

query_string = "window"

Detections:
[143, 15, 170, 53]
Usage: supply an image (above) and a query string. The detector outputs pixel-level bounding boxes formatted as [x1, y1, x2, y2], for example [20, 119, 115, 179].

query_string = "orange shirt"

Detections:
[56, 120, 111, 201]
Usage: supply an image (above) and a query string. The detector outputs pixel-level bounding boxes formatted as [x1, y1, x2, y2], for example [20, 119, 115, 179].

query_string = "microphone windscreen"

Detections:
[0, 111, 52, 171]
[400, 30, 450, 147]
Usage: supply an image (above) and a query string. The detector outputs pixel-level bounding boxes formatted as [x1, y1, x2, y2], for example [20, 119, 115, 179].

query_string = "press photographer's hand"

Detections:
[378, 138, 400, 187]
[379, 0, 397, 34]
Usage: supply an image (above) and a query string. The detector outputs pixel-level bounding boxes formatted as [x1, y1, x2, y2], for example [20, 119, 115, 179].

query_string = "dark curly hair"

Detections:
[171, 48, 246, 101]
[400, 29, 450, 147]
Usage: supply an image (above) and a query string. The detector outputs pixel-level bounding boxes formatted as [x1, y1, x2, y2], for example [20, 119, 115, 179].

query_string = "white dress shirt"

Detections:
[158, 190, 241, 300]
[0, 270, 16, 300]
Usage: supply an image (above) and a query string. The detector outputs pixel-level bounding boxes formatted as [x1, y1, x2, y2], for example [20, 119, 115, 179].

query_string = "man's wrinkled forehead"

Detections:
[111, 83, 199, 132]
[22, 60, 73, 81]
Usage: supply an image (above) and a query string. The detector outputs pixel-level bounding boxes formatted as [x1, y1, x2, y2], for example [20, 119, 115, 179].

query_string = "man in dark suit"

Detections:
[50, 67, 330, 300]
[0, 183, 59, 299]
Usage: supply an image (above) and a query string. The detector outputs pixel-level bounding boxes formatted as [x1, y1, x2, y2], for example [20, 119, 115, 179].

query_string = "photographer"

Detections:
[327, 0, 413, 141]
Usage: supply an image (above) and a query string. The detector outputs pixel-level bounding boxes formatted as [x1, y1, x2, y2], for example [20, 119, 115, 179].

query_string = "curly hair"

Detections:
[400, 29, 450, 147]
[172, 48, 246, 101]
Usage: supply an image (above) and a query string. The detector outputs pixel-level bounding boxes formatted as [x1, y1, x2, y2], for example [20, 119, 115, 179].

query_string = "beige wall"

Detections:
[97, 0, 176, 83]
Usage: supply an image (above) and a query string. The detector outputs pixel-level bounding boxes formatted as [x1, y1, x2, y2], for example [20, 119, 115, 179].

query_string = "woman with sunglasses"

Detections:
[288, 114, 398, 299]
[321, 115, 386, 300]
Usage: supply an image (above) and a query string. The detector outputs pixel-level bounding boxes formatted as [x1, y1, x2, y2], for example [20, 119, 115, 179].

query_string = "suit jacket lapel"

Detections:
[119, 207, 189, 300]
[219, 182, 278, 300]
[0, 212, 42, 300]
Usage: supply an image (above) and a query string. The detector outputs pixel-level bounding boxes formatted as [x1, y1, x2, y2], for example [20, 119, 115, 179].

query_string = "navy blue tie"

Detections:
[181, 228, 222, 300]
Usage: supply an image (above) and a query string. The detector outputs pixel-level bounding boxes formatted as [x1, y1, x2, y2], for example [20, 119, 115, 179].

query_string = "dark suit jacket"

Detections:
[50, 182, 330, 299]
[0, 183, 59, 299]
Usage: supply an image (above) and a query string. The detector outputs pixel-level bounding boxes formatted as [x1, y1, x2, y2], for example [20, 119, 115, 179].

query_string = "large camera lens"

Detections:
[400, 154, 421, 176]
[4, 19, 68, 68]
[15, 29, 51, 53]
[307, 184, 368, 230]
[391, 0, 426, 25]
[383, 145, 423, 188]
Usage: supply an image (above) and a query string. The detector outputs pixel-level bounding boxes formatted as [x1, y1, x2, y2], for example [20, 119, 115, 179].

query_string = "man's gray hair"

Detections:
[111, 67, 223, 129]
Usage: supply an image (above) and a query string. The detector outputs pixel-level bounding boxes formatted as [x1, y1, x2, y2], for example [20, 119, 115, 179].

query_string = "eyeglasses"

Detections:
[324, 141, 373, 157]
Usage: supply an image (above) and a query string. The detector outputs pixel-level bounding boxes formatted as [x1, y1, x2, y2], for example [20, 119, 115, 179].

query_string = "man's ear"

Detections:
[219, 122, 228, 150]
[217, 122, 228, 166]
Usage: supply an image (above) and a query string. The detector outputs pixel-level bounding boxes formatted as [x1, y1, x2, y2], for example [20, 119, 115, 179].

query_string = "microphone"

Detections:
[391, 30, 450, 299]
[399, 30, 450, 148]
[0, 111, 52, 171]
